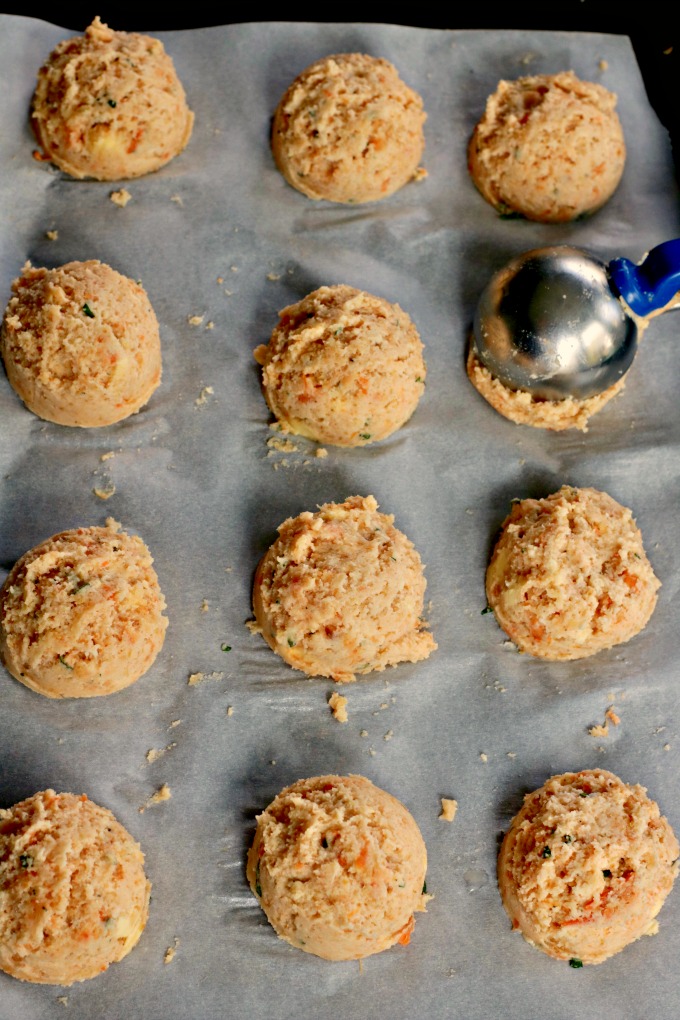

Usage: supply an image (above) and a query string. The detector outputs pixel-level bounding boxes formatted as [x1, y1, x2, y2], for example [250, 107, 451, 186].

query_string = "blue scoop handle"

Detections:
[609, 238, 680, 315]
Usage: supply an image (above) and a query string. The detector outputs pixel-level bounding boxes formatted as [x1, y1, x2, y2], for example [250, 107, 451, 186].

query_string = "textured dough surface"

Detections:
[247, 774, 428, 960]
[31, 17, 193, 180]
[498, 770, 678, 964]
[486, 486, 659, 660]
[272, 53, 426, 203]
[0, 520, 168, 698]
[468, 71, 625, 222]
[254, 285, 426, 446]
[252, 495, 435, 682]
[466, 344, 625, 431]
[0, 790, 150, 984]
[1, 260, 161, 427]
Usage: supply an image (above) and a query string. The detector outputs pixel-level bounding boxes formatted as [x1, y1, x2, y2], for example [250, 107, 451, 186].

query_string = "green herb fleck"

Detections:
[563, 834, 572, 844]
[221, 643, 232, 652]
[481, 606, 493, 616]
[287, 638, 295, 647]
[58, 656, 73, 670]
[82, 303, 95, 318]
[569, 958, 583, 969]
[422, 881, 427, 895]
[108, 99, 117, 108]
[579, 792, 589, 798]
[359, 433, 371, 440]
[603, 869, 612, 878]
[255, 861, 262, 898]
[334, 327, 343, 336]
[541, 846, 551, 858]
[19, 852, 33, 869]
[415, 375, 423, 383]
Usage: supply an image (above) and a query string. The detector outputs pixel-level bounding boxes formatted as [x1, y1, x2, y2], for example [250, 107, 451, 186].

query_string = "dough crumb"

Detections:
[226, 705, 234, 717]
[57, 997, 68, 1006]
[267, 436, 298, 454]
[100, 451, 115, 461]
[170, 194, 183, 206]
[360, 729, 368, 738]
[480, 753, 488, 762]
[328, 691, 348, 723]
[315, 448, 328, 458]
[110, 188, 132, 207]
[606, 707, 621, 726]
[46, 229, 59, 241]
[507, 751, 517, 759]
[93, 484, 116, 500]
[200, 599, 209, 613]
[267, 272, 282, 281]
[599, 59, 609, 71]
[188, 314, 204, 326]
[164, 937, 180, 964]
[195, 386, 214, 406]
[139, 783, 171, 813]
[384, 730, 394, 742]
[187, 670, 223, 686]
[439, 798, 458, 822]
[413, 166, 428, 182]
[206, 321, 214, 330]
[169, 719, 181, 729]
[145, 743, 176, 764]
[589, 722, 609, 738]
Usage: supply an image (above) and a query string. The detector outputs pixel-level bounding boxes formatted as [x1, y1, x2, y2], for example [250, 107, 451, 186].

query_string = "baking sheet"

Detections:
[1, 16, 679, 1020]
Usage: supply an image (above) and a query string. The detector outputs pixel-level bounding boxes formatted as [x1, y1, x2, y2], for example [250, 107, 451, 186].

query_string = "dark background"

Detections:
[2, 3, 678, 173]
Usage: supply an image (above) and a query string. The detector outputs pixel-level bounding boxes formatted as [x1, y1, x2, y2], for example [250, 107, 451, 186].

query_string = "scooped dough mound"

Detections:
[498, 769, 678, 965]
[31, 16, 194, 180]
[468, 71, 625, 222]
[254, 285, 426, 446]
[485, 486, 659, 661]
[0, 520, 168, 698]
[247, 774, 428, 960]
[252, 495, 436, 682]
[272, 53, 426, 203]
[1, 260, 161, 427]
[0, 789, 150, 984]
[466, 344, 625, 432]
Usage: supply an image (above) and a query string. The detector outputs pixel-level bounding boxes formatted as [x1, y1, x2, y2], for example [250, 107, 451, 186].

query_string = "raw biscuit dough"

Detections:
[247, 774, 428, 960]
[1, 260, 161, 427]
[254, 285, 426, 446]
[251, 495, 436, 682]
[31, 17, 193, 180]
[0, 789, 150, 984]
[485, 486, 659, 660]
[468, 71, 625, 222]
[498, 769, 678, 964]
[466, 344, 626, 432]
[272, 53, 426, 204]
[0, 520, 168, 698]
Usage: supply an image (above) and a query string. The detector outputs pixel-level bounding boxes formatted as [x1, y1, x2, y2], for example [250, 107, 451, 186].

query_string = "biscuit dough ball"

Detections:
[247, 774, 428, 960]
[254, 285, 426, 447]
[1, 260, 162, 427]
[31, 17, 194, 180]
[466, 344, 625, 432]
[0, 520, 168, 698]
[272, 53, 426, 204]
[468, 71, 625, 222]
[0, 789, 150, 984]
[498, 770, 678, 965]
[485, 486, 659, 660]
[252, 495, 436, 682]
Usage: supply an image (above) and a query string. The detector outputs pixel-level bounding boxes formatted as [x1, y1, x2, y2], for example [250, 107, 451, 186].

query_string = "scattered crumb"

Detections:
[105, 516, 121, 531]
[164, 937, 180, 965]
[598, 59, 609, 71]
[507, 752, 516, 759]
[110, 188, 132, 207]
[663, 46, 673, 56]
[57, 996, 68, 1006]
[502, 641, 517, 651]
[216, 276, 224, 285]
[439, 798, 458, 823]
[315, 448, 328, 459]
[169, 719, 181, 729]
[606, 707, 621, 726]
[664, 743, 671, 752]
[146, 743, 176, 764]
[589, 722, 609, 738]
[368, 748, 376, 757]
[224, 289, 233, 296]
[188, 670, 224, 686]
[195, 386, 214, 406]
[384, 730, 394, 742]
[100, 451, 115, 462]
[328, 691, 348, 723]
[46, 229, 59, 241]
[170, 194, 183, 205]
[413, 165, 428, 182]
[266, 272, 282, 281]
[380, 702, 389, 710]
[200, 599, 209, 613]
[230, 266, 239, 273]
[188, 314, 204, 326]
[227, 706, 234, 717]
[270, 760, 276, 766]
[139, 784, 172, 813]
[206, 321, 215, 330]
[93, 484, 116, 500]
[480, 753, 488, 762]
[267, 436, 298, 454]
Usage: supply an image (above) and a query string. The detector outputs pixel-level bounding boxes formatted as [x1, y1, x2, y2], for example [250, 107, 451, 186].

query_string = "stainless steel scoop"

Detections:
[472, 240, 680, 400]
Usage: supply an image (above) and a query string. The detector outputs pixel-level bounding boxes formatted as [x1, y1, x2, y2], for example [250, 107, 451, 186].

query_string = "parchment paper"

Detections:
[1, 16, 679, 1020]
